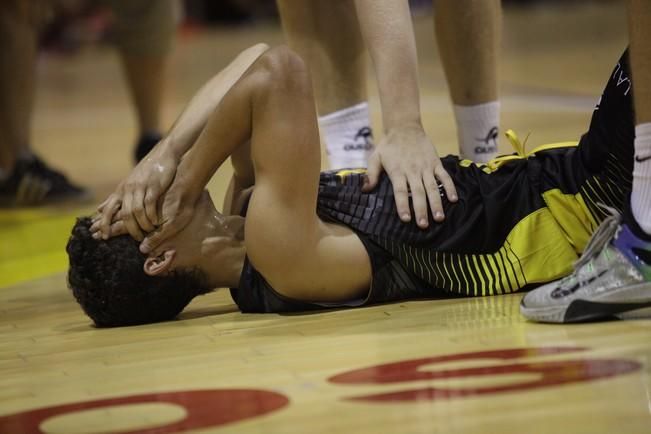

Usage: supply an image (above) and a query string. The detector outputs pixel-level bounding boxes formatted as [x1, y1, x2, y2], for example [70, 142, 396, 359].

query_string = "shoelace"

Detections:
[573, 205, 621, 271]
[559, 203, 621, 287]
[556, 205, 622, 290]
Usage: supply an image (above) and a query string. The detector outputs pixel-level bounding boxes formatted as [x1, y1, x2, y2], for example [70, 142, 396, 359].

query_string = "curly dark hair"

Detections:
[66, 217, 211, 327]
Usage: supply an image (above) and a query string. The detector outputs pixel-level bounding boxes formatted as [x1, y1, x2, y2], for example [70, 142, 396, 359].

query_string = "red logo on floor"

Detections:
[0, 347, 640, 433]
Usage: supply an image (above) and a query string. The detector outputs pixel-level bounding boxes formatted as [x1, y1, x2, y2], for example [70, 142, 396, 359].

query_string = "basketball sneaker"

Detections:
[0, 155, 90, 206]
[520, 208, 651, 323]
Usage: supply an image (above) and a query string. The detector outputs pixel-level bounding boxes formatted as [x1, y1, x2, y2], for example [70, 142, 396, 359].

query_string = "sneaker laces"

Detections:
[573, 204, 621, 271]
[555, 204, 622, 291]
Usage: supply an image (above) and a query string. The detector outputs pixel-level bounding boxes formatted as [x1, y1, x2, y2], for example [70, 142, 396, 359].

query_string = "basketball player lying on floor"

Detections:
[67, 45, 651, 327]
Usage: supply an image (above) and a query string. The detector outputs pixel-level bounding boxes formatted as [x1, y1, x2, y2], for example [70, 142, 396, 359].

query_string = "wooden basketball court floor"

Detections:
[2, 2, 651, 433]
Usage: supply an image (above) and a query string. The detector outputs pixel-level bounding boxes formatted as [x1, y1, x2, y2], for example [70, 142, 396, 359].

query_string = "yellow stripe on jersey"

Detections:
[472, 255, 487, 296]
[385, 205, 579, 295]
[465, 256, 478, 296]
[335, 168, 367, 182]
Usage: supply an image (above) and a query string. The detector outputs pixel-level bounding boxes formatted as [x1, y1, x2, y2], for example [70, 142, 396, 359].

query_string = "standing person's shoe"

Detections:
[0, 155, 90, 206]
[520, 209, 651, 323]
[133, 132, 162, 163]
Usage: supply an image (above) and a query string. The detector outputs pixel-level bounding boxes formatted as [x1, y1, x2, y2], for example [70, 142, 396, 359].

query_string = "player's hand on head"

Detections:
[362, 125, 457, 229]
[139, 178, 200, 254]
[94, 144, 179, 241]
[90, 214, 127, 239]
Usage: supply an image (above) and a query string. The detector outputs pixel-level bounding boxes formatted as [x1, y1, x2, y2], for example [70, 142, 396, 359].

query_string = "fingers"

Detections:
[140, 221, 175, 254]
[140, 196, 195, 254]
[98, 196, 121, 240]
[131, 189, 156, 233]
[388, 172, 412, 223]
[144, 188, 160, 226]
[91, 220, 127, 239]
[422, 171, 444, 223]
[121, 193, 145, 241]
[395, 167, 454, 227]
[406, 173, 429, 228]
[97, 197, 110, 213]
[435, 165, 458, 203]
[362, 152, 382, 192]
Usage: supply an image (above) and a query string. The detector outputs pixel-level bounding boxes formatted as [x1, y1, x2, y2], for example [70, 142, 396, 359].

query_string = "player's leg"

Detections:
[0, 1, 87, 206]
[0, 0, 36, 175]
[520, 47, 651, 323]
[238, 47, 371, 300]
[106, 0, 176, 162]
[629, 0, 651, 239]
[276, 0, 372, 169]
[435, 0, 501, 163]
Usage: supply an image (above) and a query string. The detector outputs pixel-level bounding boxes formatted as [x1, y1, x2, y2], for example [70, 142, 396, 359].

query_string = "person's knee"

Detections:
[256, 45, 310, 90]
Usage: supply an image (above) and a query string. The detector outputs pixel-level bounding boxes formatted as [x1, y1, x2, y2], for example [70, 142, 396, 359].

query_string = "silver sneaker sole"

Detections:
[520, 281, 651, 323]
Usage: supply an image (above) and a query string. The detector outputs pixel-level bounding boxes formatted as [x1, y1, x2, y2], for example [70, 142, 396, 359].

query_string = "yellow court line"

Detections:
[0, 206, 94, 288]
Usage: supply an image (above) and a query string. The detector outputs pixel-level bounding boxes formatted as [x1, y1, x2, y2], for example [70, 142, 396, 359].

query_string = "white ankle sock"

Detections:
[453, 101, 500, 163]
[632, 122, 651, 234]
[318, 102, 374, 169]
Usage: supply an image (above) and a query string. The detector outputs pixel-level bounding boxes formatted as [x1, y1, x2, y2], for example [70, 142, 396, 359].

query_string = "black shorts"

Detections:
[316, 50, 634, 299]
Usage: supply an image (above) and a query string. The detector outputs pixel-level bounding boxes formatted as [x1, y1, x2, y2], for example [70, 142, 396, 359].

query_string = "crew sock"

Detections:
[453, 101, 500, 163]
[318, 102, 374, 169]
[632, 122, 651, 235]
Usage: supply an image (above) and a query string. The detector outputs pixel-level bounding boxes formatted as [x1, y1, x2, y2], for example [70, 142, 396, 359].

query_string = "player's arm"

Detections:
[138, 50, 268, 252]
[242, 47, 371, 301]
[222, 140, 254, 216]
[95, 43, 269, 240]
[143, 46, 371, 301]
[354, 0, 457, 227]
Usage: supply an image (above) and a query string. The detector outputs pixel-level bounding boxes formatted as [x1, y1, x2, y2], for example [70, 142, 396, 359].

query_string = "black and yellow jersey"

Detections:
[230, 50, 634, 313]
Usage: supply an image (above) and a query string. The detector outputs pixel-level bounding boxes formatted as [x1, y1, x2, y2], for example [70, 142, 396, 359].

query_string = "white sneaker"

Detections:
[520, 210, 651, 323]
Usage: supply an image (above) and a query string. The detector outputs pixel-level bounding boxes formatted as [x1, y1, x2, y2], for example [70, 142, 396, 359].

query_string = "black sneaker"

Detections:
[133, 132, 162, 163]
[0, 155, 90, 206]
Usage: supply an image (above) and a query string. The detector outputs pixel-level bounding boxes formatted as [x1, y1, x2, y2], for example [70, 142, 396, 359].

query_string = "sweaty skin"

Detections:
[95, 46, 373, 303]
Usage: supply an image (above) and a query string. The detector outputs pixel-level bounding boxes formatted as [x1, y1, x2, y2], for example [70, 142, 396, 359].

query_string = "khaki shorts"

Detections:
[99, 0, 177, 56]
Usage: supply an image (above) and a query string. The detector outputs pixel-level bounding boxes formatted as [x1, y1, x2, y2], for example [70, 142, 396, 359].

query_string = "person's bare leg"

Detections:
[435, 0, 501, 162]
[0, 2, 87, 204]
[0, 2, 37, 175]
[120, 54, 166, 136]
[109, 0, 175, 162]
[628, 0, 651, 235]
[277, 0, 372, 169]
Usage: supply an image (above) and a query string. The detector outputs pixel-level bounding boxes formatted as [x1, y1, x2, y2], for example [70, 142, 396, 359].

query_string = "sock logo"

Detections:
[474, 126, 498, 155]
[344, 127, 374, 152]
[635, 154, 651, 163]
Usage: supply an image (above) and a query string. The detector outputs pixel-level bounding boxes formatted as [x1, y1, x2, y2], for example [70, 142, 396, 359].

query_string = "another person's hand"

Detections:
[93, 144, 178, 241]
[362, 125, 458, 228]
